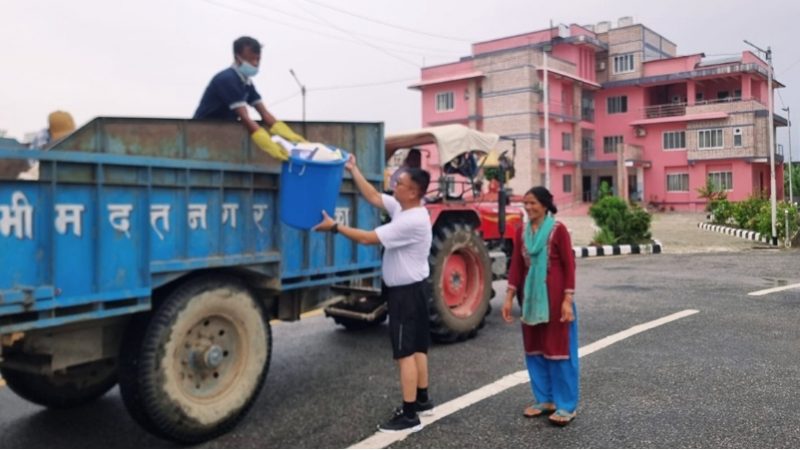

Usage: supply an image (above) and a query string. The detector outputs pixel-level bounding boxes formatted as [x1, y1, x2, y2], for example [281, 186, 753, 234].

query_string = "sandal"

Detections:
[523, 402, 555, 418]
[548, 409, 576, 426]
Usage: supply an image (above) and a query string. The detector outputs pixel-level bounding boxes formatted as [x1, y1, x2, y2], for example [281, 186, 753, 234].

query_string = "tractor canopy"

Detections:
[385, 124, 499, 166]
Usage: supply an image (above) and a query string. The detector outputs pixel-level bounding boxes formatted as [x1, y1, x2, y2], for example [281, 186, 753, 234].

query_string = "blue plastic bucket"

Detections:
[279, 150, 349, 230]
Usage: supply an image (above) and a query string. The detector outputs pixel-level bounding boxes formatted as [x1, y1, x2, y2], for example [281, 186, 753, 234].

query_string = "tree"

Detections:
[784, 163, 800, 204]
[697, 177, 728, 212]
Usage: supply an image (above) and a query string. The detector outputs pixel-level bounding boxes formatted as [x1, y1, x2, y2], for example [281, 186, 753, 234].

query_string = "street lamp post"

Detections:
[744, 40, 777, 245]
[289, 69, 306, 123]
[783, 106, 794, 204]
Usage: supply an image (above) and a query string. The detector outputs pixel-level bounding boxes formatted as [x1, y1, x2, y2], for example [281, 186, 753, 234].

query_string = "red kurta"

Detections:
[507, 221, 576, 359]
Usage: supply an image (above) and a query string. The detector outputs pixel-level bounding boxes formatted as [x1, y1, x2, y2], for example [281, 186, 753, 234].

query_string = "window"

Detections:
[603, 135, 624, 153]
[562, 132, 573, 151]
[717, 91, 729, 100]
[563, 174, 573, 193]
[663, 131, 686, 150]
[708, 172, 733, 191]
[696, 92, 704, 102]
[539, 130, 550, 147]
[607, 96, 628, 114]
[734, 128, 743, 147]
[581, 91, 595, 122]
[613, 53, 635, 73]
[698, 129, 724, 149]
[666, 173, 689, 192]
[435, 91, 454, 112]
[733, 89, 742, 99]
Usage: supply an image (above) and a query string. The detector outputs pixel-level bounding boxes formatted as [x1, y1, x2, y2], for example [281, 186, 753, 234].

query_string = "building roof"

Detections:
[697, 56, 741, 67]
[409, 71, 484, 89]
[536, 67, 602, 89]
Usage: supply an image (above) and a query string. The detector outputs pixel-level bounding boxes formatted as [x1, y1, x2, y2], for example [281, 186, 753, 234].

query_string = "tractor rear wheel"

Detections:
[428, 223, 493, 343]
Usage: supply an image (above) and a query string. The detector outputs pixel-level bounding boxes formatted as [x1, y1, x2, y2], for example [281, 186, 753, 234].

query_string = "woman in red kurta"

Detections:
[502, 186, 578, 426]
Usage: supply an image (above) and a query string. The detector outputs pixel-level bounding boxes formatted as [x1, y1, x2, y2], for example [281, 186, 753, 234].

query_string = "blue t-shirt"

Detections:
[193, 67, 262, 120]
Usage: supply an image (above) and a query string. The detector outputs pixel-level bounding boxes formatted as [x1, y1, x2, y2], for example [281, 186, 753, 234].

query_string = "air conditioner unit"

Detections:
[596, 61, 607, 71]
[635, 127, 647, 137]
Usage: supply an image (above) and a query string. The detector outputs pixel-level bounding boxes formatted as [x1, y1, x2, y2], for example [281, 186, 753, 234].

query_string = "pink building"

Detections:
[411, 18, 787, 211]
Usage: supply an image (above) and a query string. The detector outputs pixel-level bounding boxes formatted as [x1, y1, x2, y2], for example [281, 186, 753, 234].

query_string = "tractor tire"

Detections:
[118, 276, 271, 443]
[0, 359, 117, 409]
[428, 223, 493, 343]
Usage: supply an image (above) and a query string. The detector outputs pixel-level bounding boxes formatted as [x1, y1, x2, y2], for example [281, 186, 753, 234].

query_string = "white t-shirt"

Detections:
[375, 194, 432, 287]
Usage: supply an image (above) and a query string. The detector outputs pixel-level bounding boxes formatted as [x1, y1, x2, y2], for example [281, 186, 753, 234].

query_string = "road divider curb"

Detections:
[572, 239, 662, 258]
[697, 222, 775, 245]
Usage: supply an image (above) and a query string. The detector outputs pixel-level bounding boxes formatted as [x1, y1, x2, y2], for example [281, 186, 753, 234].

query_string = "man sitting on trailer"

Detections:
[194, 36, 305, 161]
[314, 156, 434, 434]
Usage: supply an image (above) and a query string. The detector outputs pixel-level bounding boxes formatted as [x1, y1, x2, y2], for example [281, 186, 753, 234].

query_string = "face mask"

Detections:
[238, 60, 258, 78]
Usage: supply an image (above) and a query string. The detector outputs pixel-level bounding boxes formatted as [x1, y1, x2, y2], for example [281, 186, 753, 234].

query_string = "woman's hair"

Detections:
[525, 186, 558, 214]
[404, 148, 422, 168]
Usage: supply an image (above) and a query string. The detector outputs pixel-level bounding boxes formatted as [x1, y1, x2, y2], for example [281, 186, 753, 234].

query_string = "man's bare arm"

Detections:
[348, 156, 384, 210]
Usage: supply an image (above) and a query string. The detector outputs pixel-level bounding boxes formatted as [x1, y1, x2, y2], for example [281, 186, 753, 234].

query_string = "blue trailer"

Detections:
[0, 118, 385, 442]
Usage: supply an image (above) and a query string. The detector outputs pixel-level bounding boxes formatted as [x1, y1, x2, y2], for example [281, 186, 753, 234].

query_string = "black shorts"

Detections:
[385, 280, 431, 359]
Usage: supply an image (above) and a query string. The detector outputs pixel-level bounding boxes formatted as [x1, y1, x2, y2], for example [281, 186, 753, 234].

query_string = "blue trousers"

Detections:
[524, 307, 579, 413]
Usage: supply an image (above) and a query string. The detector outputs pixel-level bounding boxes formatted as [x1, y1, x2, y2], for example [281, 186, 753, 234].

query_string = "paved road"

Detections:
[2, 247, 799, 448]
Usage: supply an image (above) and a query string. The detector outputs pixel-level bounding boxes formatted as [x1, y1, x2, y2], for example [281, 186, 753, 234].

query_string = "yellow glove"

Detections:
[269, 121, 306, 143]
[251, 128, 289, 161]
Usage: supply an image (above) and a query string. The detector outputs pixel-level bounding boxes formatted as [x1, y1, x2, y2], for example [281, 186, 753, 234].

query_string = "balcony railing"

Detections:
[694, 96, 744, 106]
[539, 100, 576, 119]
[642, 102, 687, 119]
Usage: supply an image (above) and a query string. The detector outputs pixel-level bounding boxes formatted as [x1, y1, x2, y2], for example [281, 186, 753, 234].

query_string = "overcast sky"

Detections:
[2, 0, 798, 156]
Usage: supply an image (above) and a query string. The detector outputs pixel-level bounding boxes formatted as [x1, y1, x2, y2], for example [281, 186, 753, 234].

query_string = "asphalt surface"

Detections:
[1, 249, 800, 448]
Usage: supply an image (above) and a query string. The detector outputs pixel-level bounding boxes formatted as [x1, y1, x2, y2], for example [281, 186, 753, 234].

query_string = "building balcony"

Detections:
[639, 97, 766, 121]
[642, 102, 687, 119]
[537, 100, 579, 122]
[685, 97, 765, 115]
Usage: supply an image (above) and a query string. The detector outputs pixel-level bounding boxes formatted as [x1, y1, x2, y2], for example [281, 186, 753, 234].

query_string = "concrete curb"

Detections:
[572, 240, 663, 258]
[697, 222, 775, 245]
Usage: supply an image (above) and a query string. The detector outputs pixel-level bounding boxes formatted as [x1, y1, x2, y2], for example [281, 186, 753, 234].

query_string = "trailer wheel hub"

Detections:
[178, 315, 242, 399]
[204, 345, 225, 368]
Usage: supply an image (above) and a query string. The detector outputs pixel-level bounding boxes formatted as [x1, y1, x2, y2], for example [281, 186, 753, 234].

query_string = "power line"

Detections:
[302, 0, 474, 43]
[777, 89, 786, 109]
[199, 0, 353, 44]
[200, 0, 423, 67]
[313, 77, 416, 92]
[239, 0, 463, 56]
[781, 55, 800, 75]
[294, 2, 421, 68]
[268, 91, 302, 107]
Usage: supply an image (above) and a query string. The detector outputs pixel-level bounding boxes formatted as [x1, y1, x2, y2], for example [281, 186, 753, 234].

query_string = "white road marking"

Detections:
[747, 283, 800, 297]
[350, 309, 700, 449]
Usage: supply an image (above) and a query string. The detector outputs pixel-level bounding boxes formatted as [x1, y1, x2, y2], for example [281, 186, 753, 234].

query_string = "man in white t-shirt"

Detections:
[315, 154, 433, 433]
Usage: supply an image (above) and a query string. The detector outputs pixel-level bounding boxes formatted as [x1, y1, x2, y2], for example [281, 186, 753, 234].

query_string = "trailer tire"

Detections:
[428, 223, 493, 343]
[0, 360, 117, 409]
[118, 276, 271, 443]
